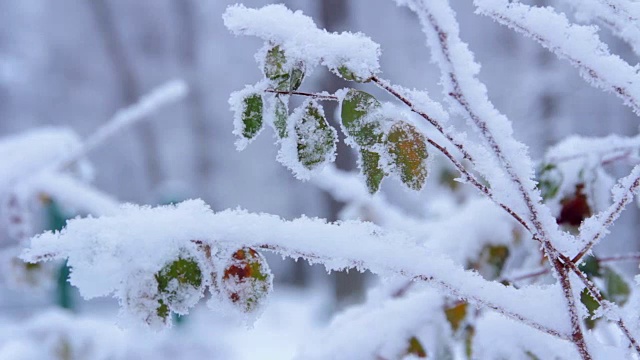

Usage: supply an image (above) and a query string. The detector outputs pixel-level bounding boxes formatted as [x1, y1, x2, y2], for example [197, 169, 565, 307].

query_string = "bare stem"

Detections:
[265, 88, 338, 101]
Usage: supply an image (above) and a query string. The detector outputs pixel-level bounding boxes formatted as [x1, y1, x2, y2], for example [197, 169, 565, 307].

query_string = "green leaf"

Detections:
[273, 96, 289, 139]
[464, 326, 475, 359]
[580, 287, 600, 329]
[603, 267, 630, 306]
[360, 149, 385, 194]
[336, 65, 372, 83]
[385, 122, 429, 191]
[155, 256, 203, 316]
[406, 336, 427, 358]
[264, 45, 305, 91]
[156, 257, 202, 293]
[295, 101, 337, 170]
[444, 302, 467, 332]
[536, 163, 563, 200]
[525, 351, 541, 360]
[578, 256, 601, 278]
[264, 46, 287, 81]
[242, 93, 263, 139]
[156, 299, 170, 320]
[289, 66, 305, 91]
[341, 89, 383, 147]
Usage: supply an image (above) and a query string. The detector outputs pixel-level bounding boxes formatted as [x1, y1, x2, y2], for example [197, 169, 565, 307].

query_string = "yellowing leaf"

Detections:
[222, 247, 272, 313]
[385, 122, 428, 191]
[445, 302, 468, 332]
[406, 336, 427, 358]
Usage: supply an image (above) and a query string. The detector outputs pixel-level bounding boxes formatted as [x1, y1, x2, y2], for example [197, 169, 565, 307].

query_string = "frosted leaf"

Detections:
[122, 271, 169, 330]
[359, 148, 386, 194]
[229, 83, 268, 150]
[154, 255, 205, 315]
[536, 163, 563, 201]
[263, 45, 305, 92]
[340, 89, 384, 148]
[277, 99, 338, 179]
[384, 122, 429, 191]
[296, 101, 337, 170]
[272, 95, 289, 139]
[217, 247, 273, 315]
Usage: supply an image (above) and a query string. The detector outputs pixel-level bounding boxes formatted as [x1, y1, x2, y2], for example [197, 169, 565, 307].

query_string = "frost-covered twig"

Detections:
[572, 165, 640, 263]
[559, 0, 640, 56]
[545, 134, 640, 166]
[50, 80, 188, 172]
[26, 173, 120, 216]
[506, 252, 640, 283]
[475, 0, 640, 116]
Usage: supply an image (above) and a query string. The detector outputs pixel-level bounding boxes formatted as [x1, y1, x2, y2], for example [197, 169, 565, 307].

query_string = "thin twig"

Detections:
[572, 166, 640, 264]
[506, 252, 640, 283]
[265, 88, 338, 101]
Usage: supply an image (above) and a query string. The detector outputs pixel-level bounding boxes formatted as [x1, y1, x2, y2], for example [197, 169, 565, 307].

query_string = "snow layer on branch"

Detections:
[26, 173, 119, 216]
[24, 200, 571, 336]
[223, 4, 381, 79]
[296, 289, 444, 360]
[546, 134, 640, 164]
[475, 0, 640, 116]
[576, 165, 640, 258]
[473, 312, 627, 359]
[0, 128, 83, 191]
[559, 0, 640, 56]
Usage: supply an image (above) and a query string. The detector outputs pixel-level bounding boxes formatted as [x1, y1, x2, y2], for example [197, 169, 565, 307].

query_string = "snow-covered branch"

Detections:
[23, 200, 572, 339]
[573, 165, 640, 262]
[475, 0, 640, 116]
[559, 0, 640, 57]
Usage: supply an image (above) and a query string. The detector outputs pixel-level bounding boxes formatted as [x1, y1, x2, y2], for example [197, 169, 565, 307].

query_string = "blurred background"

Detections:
[0, 0, 639, 358]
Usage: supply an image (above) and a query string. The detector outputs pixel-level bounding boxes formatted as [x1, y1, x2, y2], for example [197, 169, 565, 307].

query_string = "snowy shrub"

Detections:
[8, 0, 640, 359]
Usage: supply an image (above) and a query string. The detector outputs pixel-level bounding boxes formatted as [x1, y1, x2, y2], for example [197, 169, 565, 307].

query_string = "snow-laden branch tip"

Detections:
[52, 79, 188, 172]
[0, 128, 84, 191]
[223, 4, 381, 80]
[475, 0, 640, 116]
[558, 0, 640, 57]
[23, 199, 572, 339]
[573, 165, 640, 262]
[545, 134, 640, 165]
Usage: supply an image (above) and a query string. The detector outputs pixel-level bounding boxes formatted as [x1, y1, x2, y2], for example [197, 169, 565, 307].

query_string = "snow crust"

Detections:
[24, 199, 571, 335]
[223, 4, 381, 79]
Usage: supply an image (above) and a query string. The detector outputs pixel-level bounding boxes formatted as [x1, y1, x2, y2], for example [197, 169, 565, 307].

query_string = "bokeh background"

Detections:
[1, 0, 639, 358]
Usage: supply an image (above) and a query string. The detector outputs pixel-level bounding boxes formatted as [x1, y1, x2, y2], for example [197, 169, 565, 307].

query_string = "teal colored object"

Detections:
[45, 199, 74, 311]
